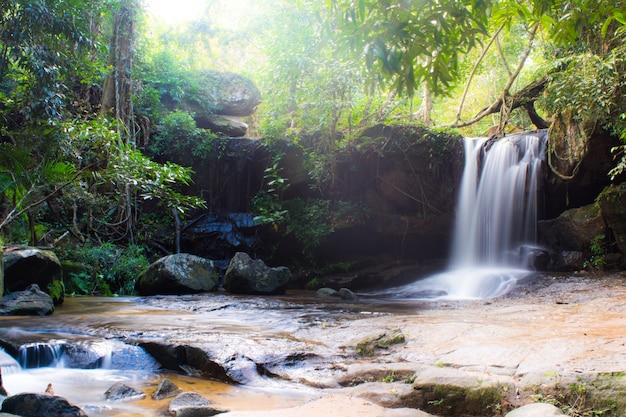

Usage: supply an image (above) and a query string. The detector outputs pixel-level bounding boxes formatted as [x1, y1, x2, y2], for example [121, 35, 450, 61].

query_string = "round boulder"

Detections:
[3, 247, 62, 294]
[136, 254, 219, 295]
[223, 252, 291, 295]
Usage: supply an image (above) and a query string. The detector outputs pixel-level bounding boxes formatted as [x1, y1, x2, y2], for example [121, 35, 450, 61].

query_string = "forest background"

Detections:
[0, 0, 624, 296]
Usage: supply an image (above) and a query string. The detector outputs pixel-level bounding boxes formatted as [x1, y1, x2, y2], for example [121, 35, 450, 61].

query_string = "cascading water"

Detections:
[393, 130, 547, 299]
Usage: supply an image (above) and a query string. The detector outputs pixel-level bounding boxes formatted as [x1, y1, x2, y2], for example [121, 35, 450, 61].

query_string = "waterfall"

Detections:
[390, 130, 547, 299]
[451, 131, 546, 268]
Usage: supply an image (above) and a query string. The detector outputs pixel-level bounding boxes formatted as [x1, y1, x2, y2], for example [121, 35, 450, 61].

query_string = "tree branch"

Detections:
[449, 22, 541, 129]
[453, 23, 505, 125]
[0, 166, 91, 231]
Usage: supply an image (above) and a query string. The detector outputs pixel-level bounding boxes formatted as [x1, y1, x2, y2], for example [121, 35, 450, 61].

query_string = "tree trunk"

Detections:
[101, 0, 136, 142]
[417, 83, 433, 125]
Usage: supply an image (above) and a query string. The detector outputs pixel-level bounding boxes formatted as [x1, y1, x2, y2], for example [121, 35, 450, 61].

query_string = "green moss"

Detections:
[356, 329, 406, 357]
[419, 383, 504, 416]
[46, 280, 65, 305]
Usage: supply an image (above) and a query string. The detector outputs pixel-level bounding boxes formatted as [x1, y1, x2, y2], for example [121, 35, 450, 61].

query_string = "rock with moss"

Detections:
[136, 254, 219, 295]
[356, 329, 406, 357]
[401, 367, 512, 416]
[539, 202, 606, 253]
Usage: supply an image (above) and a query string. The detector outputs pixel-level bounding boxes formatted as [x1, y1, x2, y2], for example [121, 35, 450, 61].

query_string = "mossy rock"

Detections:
[356, 329, 406, 357]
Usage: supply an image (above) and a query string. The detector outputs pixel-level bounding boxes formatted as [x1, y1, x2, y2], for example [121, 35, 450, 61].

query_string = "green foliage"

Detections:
[583, 233, 607, 272]
[330, 0, 491, 97]
[62, 242, 149, 296]
[253, 152, 290, 226]
[148, 110, 228, 161]
[283, 198, 333, 255]
[541, 53, 624, 130]
[0, 0, 113, 122]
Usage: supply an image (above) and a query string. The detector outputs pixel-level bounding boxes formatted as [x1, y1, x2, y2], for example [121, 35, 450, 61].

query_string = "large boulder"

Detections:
[1, 393, 88, 417]
[3, 247, 62, 295]
[0, 284, 54, 316]
[136, 254, 219, 295]
[539, 202, 606, 252]
[223, 252, 291, 295]
[597, 183, 626, 256]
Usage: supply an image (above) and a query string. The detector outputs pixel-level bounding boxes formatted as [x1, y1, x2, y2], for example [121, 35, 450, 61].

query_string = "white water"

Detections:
[393, 131, 547, 299]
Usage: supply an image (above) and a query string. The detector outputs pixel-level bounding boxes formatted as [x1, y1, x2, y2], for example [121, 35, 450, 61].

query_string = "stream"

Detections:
[0, 292, 411, 416]
[1, 272, 626, 416]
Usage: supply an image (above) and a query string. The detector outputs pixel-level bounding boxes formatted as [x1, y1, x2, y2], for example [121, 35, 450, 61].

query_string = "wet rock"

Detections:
[597, 183, 626, 256]
[1, 393, 88, 417]
[504, 402, 564, 416]
[554, 250, 585, 271]
[337, 288, 358, 301]
[520, 246, 550, 270]
[0, 284, 54, 316]
[104, 382, 146, 402]
[223, 252, 291, 295]
[316, 287, 358, 300]
[152, 378, 182, 400]
[356, 329, 406, 357]
[168, 392, 226, 417]
[3, 247, 62, 303]
[136, 253, 219, 295]
[316, 288, 338, 298]
[137, 341, 236, 383]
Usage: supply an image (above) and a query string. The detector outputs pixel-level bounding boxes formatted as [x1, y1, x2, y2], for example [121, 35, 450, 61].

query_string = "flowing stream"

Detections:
[392, 130, 548, 299]
[0, 296, 322, 416]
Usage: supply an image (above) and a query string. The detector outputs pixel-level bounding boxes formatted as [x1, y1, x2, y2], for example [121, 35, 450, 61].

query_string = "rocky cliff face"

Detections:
[177, 125, 464, 279]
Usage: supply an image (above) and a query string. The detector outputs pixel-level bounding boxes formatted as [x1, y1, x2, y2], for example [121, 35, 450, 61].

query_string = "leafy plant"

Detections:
[583, 234, 607, 272]
[62, 242, 149, 296]
[253, 152, 290, 227]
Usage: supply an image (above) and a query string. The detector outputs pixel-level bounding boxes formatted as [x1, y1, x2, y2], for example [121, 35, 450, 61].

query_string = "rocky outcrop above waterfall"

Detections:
[1, 392, 88, 417]
[0, 284, 54, 316]
[223, 252, 291, 295]
[136, 253, 219, 295]
[544, 129, 622, 218]
[165, 70, 261, 137]
[3, 247, 63, 304]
